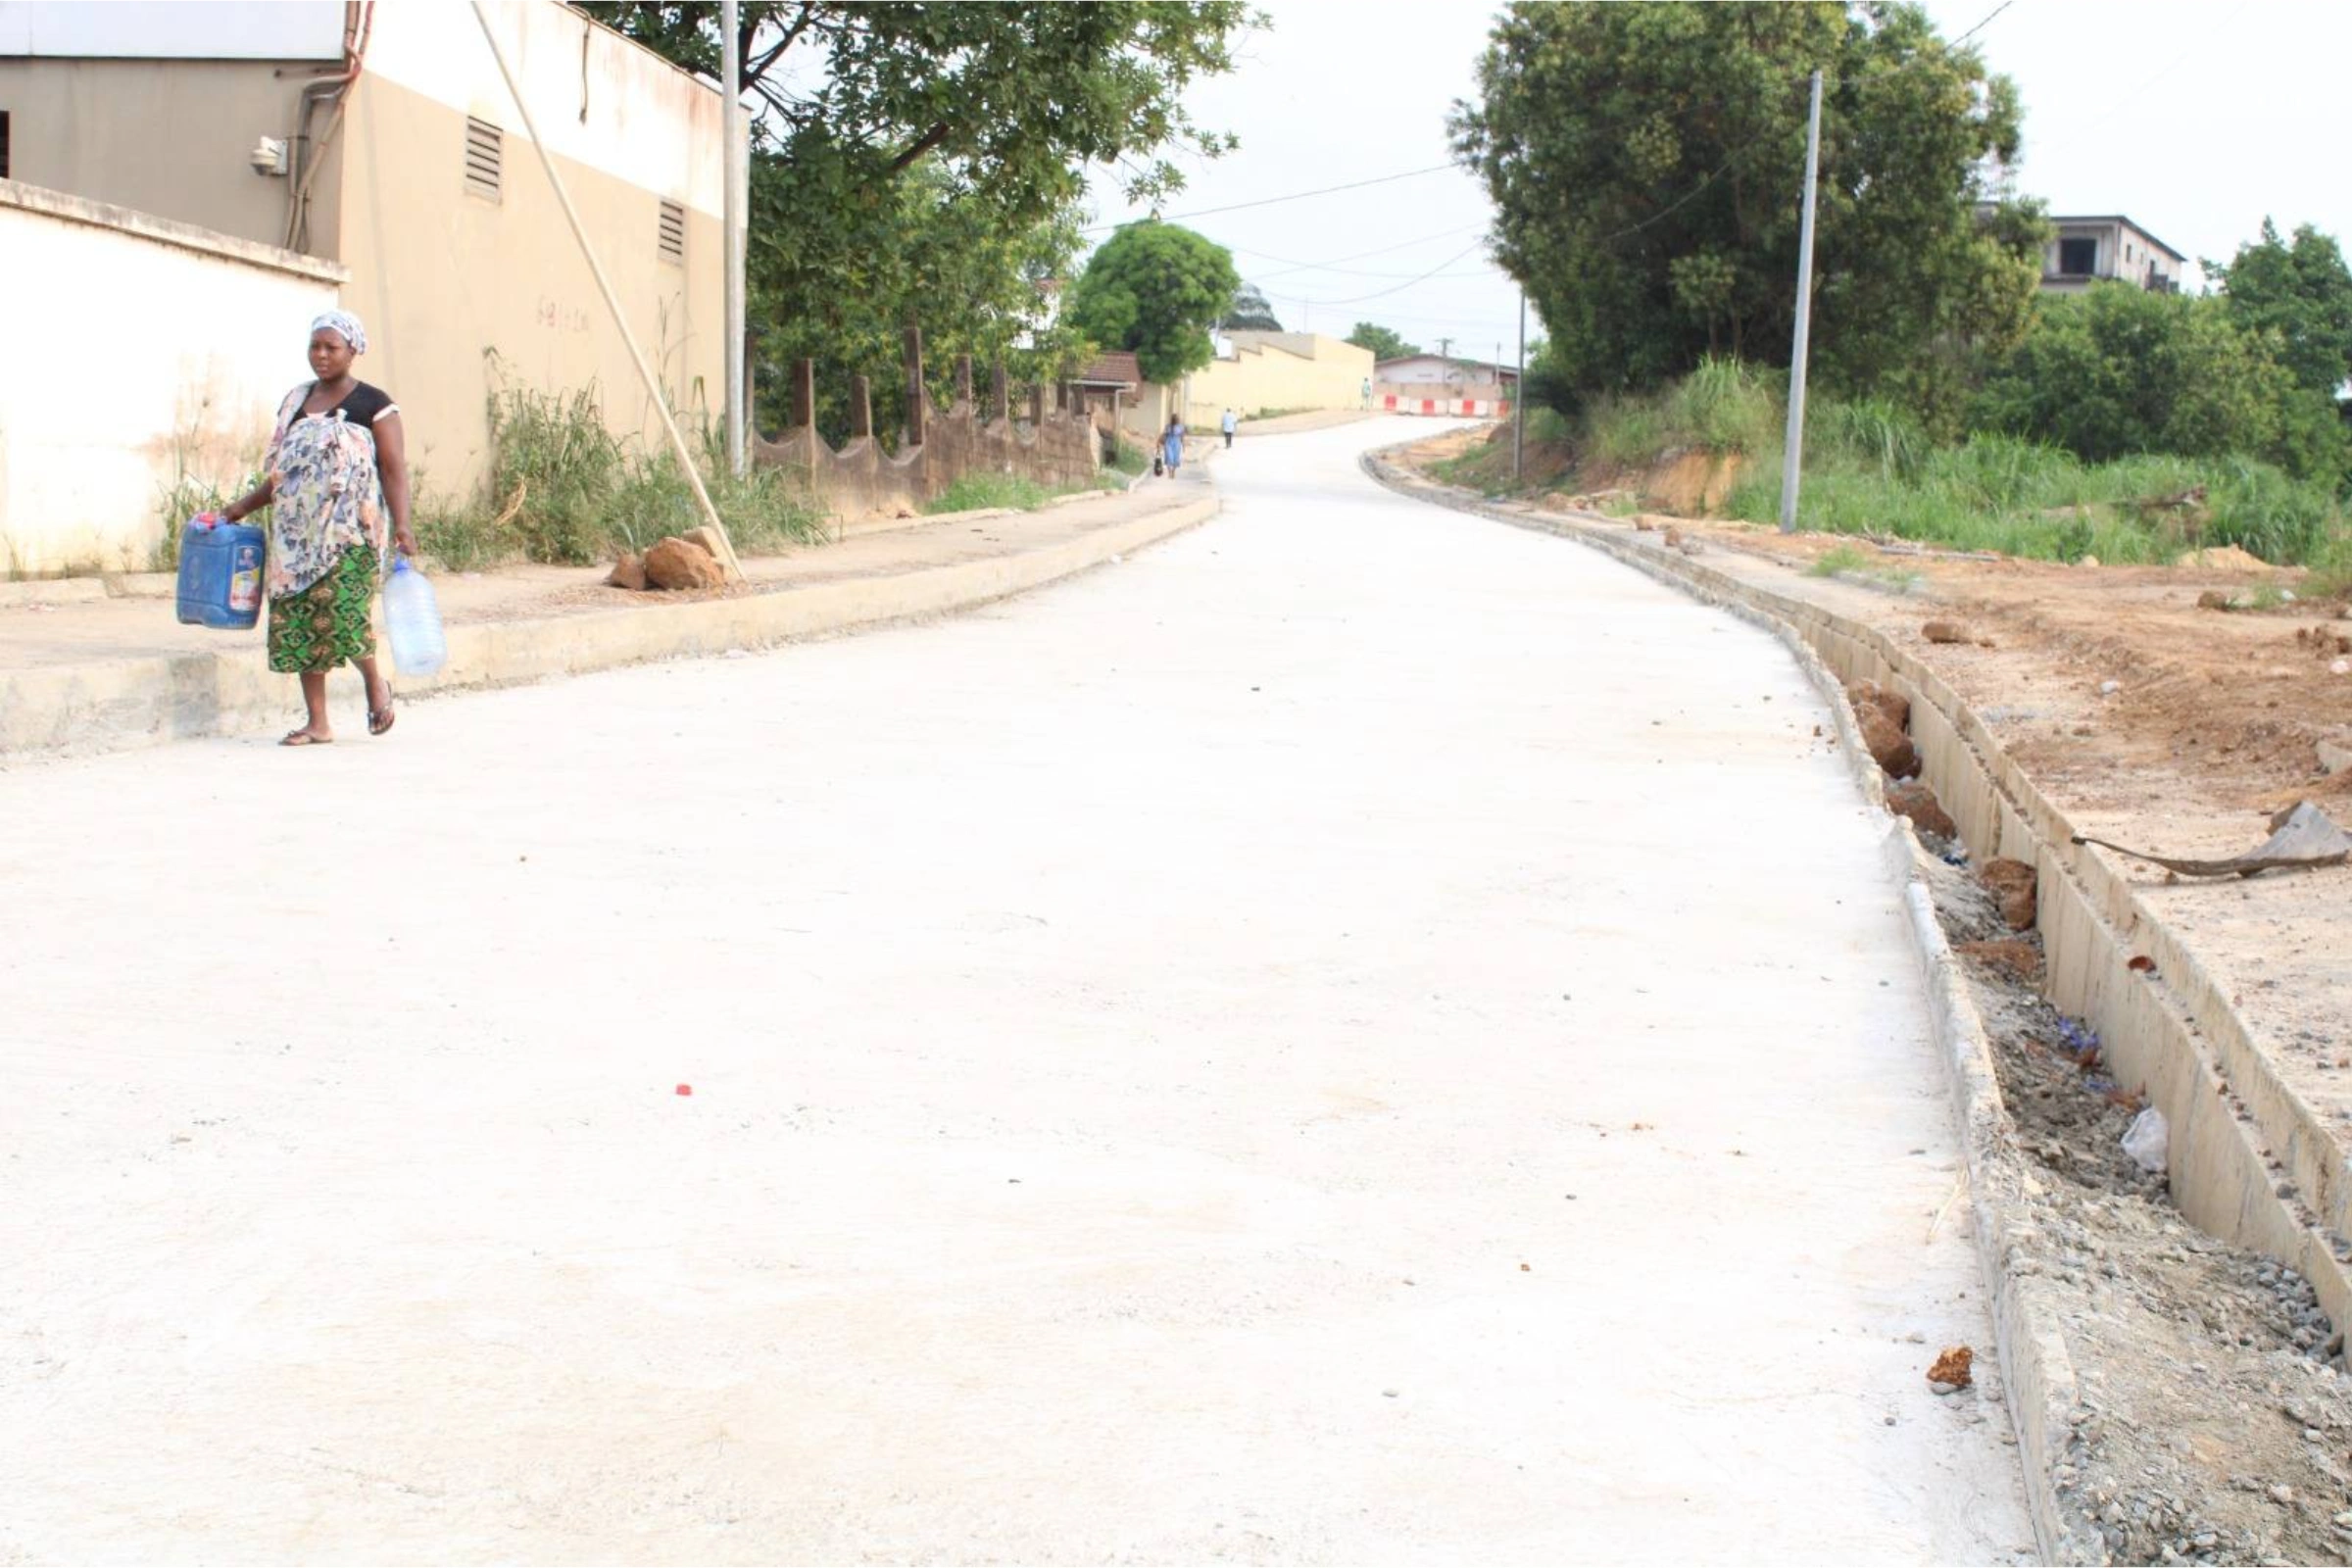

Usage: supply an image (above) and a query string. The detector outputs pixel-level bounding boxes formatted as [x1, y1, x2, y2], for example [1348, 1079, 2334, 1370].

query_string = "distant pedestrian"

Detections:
[219, 310, 415, 746]
[1221, 408, 1237, 448]
[1360, 375, 1373, 410]
[1162, 415, 1187, 475]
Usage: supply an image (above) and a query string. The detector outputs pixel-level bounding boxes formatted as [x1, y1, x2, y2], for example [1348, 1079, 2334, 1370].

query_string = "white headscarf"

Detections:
[309, 310, 368, 354]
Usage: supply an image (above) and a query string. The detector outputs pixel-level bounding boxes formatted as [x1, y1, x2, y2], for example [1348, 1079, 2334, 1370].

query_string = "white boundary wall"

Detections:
[0, 180, 345, 575]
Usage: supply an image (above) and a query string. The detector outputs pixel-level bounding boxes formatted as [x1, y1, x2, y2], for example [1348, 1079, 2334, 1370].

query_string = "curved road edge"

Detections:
[1360, 442, 2103, 1566]
[0, 489, 1221, 763]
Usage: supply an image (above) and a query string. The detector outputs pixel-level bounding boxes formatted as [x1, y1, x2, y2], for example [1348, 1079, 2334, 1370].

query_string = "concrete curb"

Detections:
[2, 495, 1218, 762]
[1363, 449, 2131, 1563]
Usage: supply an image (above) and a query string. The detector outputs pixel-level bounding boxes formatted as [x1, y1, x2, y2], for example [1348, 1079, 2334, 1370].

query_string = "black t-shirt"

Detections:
[294, 380, 397, 428]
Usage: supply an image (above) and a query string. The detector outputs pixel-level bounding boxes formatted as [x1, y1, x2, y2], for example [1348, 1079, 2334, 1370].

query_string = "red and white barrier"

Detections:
[1379, 394, 1514, 418]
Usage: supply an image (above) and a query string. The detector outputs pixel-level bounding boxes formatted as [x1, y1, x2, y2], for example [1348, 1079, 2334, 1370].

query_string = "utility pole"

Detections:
[1513, 289, 1526, 483]
[1437, 335, 1453, 360]
[722, 0, 748, 477]
[1779, 69, 1824, 534]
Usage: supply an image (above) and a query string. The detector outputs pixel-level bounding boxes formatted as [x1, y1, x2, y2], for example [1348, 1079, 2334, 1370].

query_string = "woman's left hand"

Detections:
[393, 523, 419, 558]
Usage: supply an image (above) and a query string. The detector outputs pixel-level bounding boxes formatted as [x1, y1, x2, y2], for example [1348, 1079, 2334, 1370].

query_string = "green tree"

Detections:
[1345, 322, 1420, 360]
[1222, 283, 1284, 331]
[578, 3, 1255, 436]
[1449, 2, 2043, 423]
[1065, 222, 1240, 383]
[1971, 284, 2344, 480]
[2207, 220, 2352, 401]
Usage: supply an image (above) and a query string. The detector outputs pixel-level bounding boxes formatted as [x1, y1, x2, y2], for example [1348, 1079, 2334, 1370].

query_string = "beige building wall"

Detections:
[0, 56, 344, 251]
[1181, 333, 1375, 427]
[332, 1, 725, 500]
[0, 180, 345, 575]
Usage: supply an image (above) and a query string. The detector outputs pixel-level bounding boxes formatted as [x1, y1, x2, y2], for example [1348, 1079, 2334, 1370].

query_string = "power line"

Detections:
[1257, 239, 1491, 308]
[1950, 0, 2012, 47]
[1229, 222, 1492, 274]
[1084, 163, 1456, 233]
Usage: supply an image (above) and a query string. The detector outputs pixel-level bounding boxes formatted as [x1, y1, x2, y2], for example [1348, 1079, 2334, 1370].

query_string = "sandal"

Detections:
[280, 729, 332, 747]
[368, 689, 396, 737]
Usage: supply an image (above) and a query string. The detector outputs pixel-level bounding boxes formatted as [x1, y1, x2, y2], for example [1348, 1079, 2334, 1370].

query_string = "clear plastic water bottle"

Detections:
[383, 555, 447, 676]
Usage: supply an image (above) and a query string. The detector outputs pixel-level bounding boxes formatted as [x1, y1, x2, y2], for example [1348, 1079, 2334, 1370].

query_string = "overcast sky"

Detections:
[1082, 0, 2352, 364]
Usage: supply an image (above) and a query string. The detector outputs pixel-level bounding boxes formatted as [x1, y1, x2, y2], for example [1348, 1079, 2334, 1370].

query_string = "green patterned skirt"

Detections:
[268, 547, 377, 674]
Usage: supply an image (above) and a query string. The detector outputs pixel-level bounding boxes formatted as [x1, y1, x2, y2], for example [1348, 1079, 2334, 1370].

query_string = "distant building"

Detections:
[1375, 354, 1519, 405]
[0, 0, 726, 495]
[2039, 215, 2184, 294]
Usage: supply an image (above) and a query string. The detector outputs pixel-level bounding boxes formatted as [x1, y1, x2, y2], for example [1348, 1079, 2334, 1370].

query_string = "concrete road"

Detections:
[0, 418, 2033, 1563]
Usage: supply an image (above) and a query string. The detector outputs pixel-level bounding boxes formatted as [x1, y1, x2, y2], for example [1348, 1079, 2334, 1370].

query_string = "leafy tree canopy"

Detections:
[1450, 2, 2044, 421]
[1972, 284, 2346, 482]
[577, 2, 1255, 437]
[1222, 282, 1284, 332]
[2207, 219, 2352, 401]
[1065, 222, 1240, 384]
[1346, 321, 1420, 360]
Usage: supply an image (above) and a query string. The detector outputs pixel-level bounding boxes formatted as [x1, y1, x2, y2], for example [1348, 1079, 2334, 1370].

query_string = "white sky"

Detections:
[1082, 0, 2352, 362]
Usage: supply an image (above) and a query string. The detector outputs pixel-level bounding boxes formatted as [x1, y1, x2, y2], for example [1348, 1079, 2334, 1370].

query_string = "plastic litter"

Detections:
[2122, 1106, 2169, 1174]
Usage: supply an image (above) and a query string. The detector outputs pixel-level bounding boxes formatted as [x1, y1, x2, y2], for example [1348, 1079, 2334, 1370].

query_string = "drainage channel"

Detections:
[1367, 449, 2352, 1565]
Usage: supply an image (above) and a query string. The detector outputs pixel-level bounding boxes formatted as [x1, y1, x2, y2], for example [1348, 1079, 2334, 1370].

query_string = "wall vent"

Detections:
[0, 112, 12, 181]
[657, 199, 685, 264]
[464, 117, 502, 201]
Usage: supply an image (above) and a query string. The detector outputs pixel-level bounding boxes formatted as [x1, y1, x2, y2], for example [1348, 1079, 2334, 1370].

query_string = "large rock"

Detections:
[1886, 781, 1957, 841]
[1921, 618, 1971, 645]
[643, 535, 728, 591]
[1858, 705, 1920, 779]
[606, 552, 648, 591]
[1980, 858, 2037, 930]
[1846, 678, 1911, 733]
[682, 525, 734, 571]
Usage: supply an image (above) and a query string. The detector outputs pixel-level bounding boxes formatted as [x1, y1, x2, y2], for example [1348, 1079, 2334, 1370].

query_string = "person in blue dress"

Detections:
[1160, 415, 1186, 475]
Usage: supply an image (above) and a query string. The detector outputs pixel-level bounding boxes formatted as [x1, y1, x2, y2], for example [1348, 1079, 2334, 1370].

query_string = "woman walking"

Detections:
[220, 311, 416, 746]
[1160, 414, 1186, 476]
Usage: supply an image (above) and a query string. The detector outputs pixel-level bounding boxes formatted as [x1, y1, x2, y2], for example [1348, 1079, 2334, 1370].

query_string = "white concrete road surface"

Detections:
[0, 418, 2033, 1563]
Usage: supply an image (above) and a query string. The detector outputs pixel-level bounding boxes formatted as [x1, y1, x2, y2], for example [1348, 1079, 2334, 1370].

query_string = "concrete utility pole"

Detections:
[1437, 335, 1453, 360]
[1513, 289, 1526, 483]
[1779, 69, 1824, 535]
[721, 0, 748, 478]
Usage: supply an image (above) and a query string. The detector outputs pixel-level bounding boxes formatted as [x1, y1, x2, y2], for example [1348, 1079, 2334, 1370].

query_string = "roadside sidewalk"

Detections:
[0, 468, 1215, 760]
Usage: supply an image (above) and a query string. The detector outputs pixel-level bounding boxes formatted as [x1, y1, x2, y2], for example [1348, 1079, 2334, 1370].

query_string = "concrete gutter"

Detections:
[2, 495, 1216, 761]
[1361, 448, 2327, 1565]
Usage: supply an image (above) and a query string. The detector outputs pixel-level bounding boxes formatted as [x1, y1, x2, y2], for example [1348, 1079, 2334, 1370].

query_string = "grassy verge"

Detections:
[1458, 359, 2352, 571]
[923, 470, 1107, 514]
[1104, 438, 1151, 478]
[412, 382, 827, 570]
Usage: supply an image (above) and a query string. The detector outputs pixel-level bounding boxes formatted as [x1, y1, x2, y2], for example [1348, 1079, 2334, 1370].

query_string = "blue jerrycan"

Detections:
[175, 515, 267, 630]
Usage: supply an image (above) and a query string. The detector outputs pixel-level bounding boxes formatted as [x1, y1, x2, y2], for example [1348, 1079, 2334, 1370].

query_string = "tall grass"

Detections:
[1562, 360, 2350, 568]
[456, 380, 822, 568]
[924, 471, 1102, 514]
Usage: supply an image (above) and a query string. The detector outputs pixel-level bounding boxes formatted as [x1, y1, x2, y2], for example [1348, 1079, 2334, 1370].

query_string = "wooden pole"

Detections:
[469, 1, 743, 579]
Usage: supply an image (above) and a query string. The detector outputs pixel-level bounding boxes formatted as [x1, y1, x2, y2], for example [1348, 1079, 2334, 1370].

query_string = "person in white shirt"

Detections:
[1220, 408, 1238, 448]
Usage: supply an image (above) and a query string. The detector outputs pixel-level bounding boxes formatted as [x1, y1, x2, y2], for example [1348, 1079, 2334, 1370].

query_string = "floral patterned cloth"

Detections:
[265, 383, 390, 600]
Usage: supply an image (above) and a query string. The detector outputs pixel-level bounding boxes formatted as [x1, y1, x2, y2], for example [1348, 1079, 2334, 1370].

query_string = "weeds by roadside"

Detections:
[924, 471, 1104, 514]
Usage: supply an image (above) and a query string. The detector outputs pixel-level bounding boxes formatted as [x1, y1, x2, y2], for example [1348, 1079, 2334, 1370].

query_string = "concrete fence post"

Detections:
[791, 358, 815, 430]
[955, 355, 974, 410]
[903, 326, 926, 449]
[991, 364, 1010, 424]
[1029, 382, 1045, 423]
[850, 374, 872, 441]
